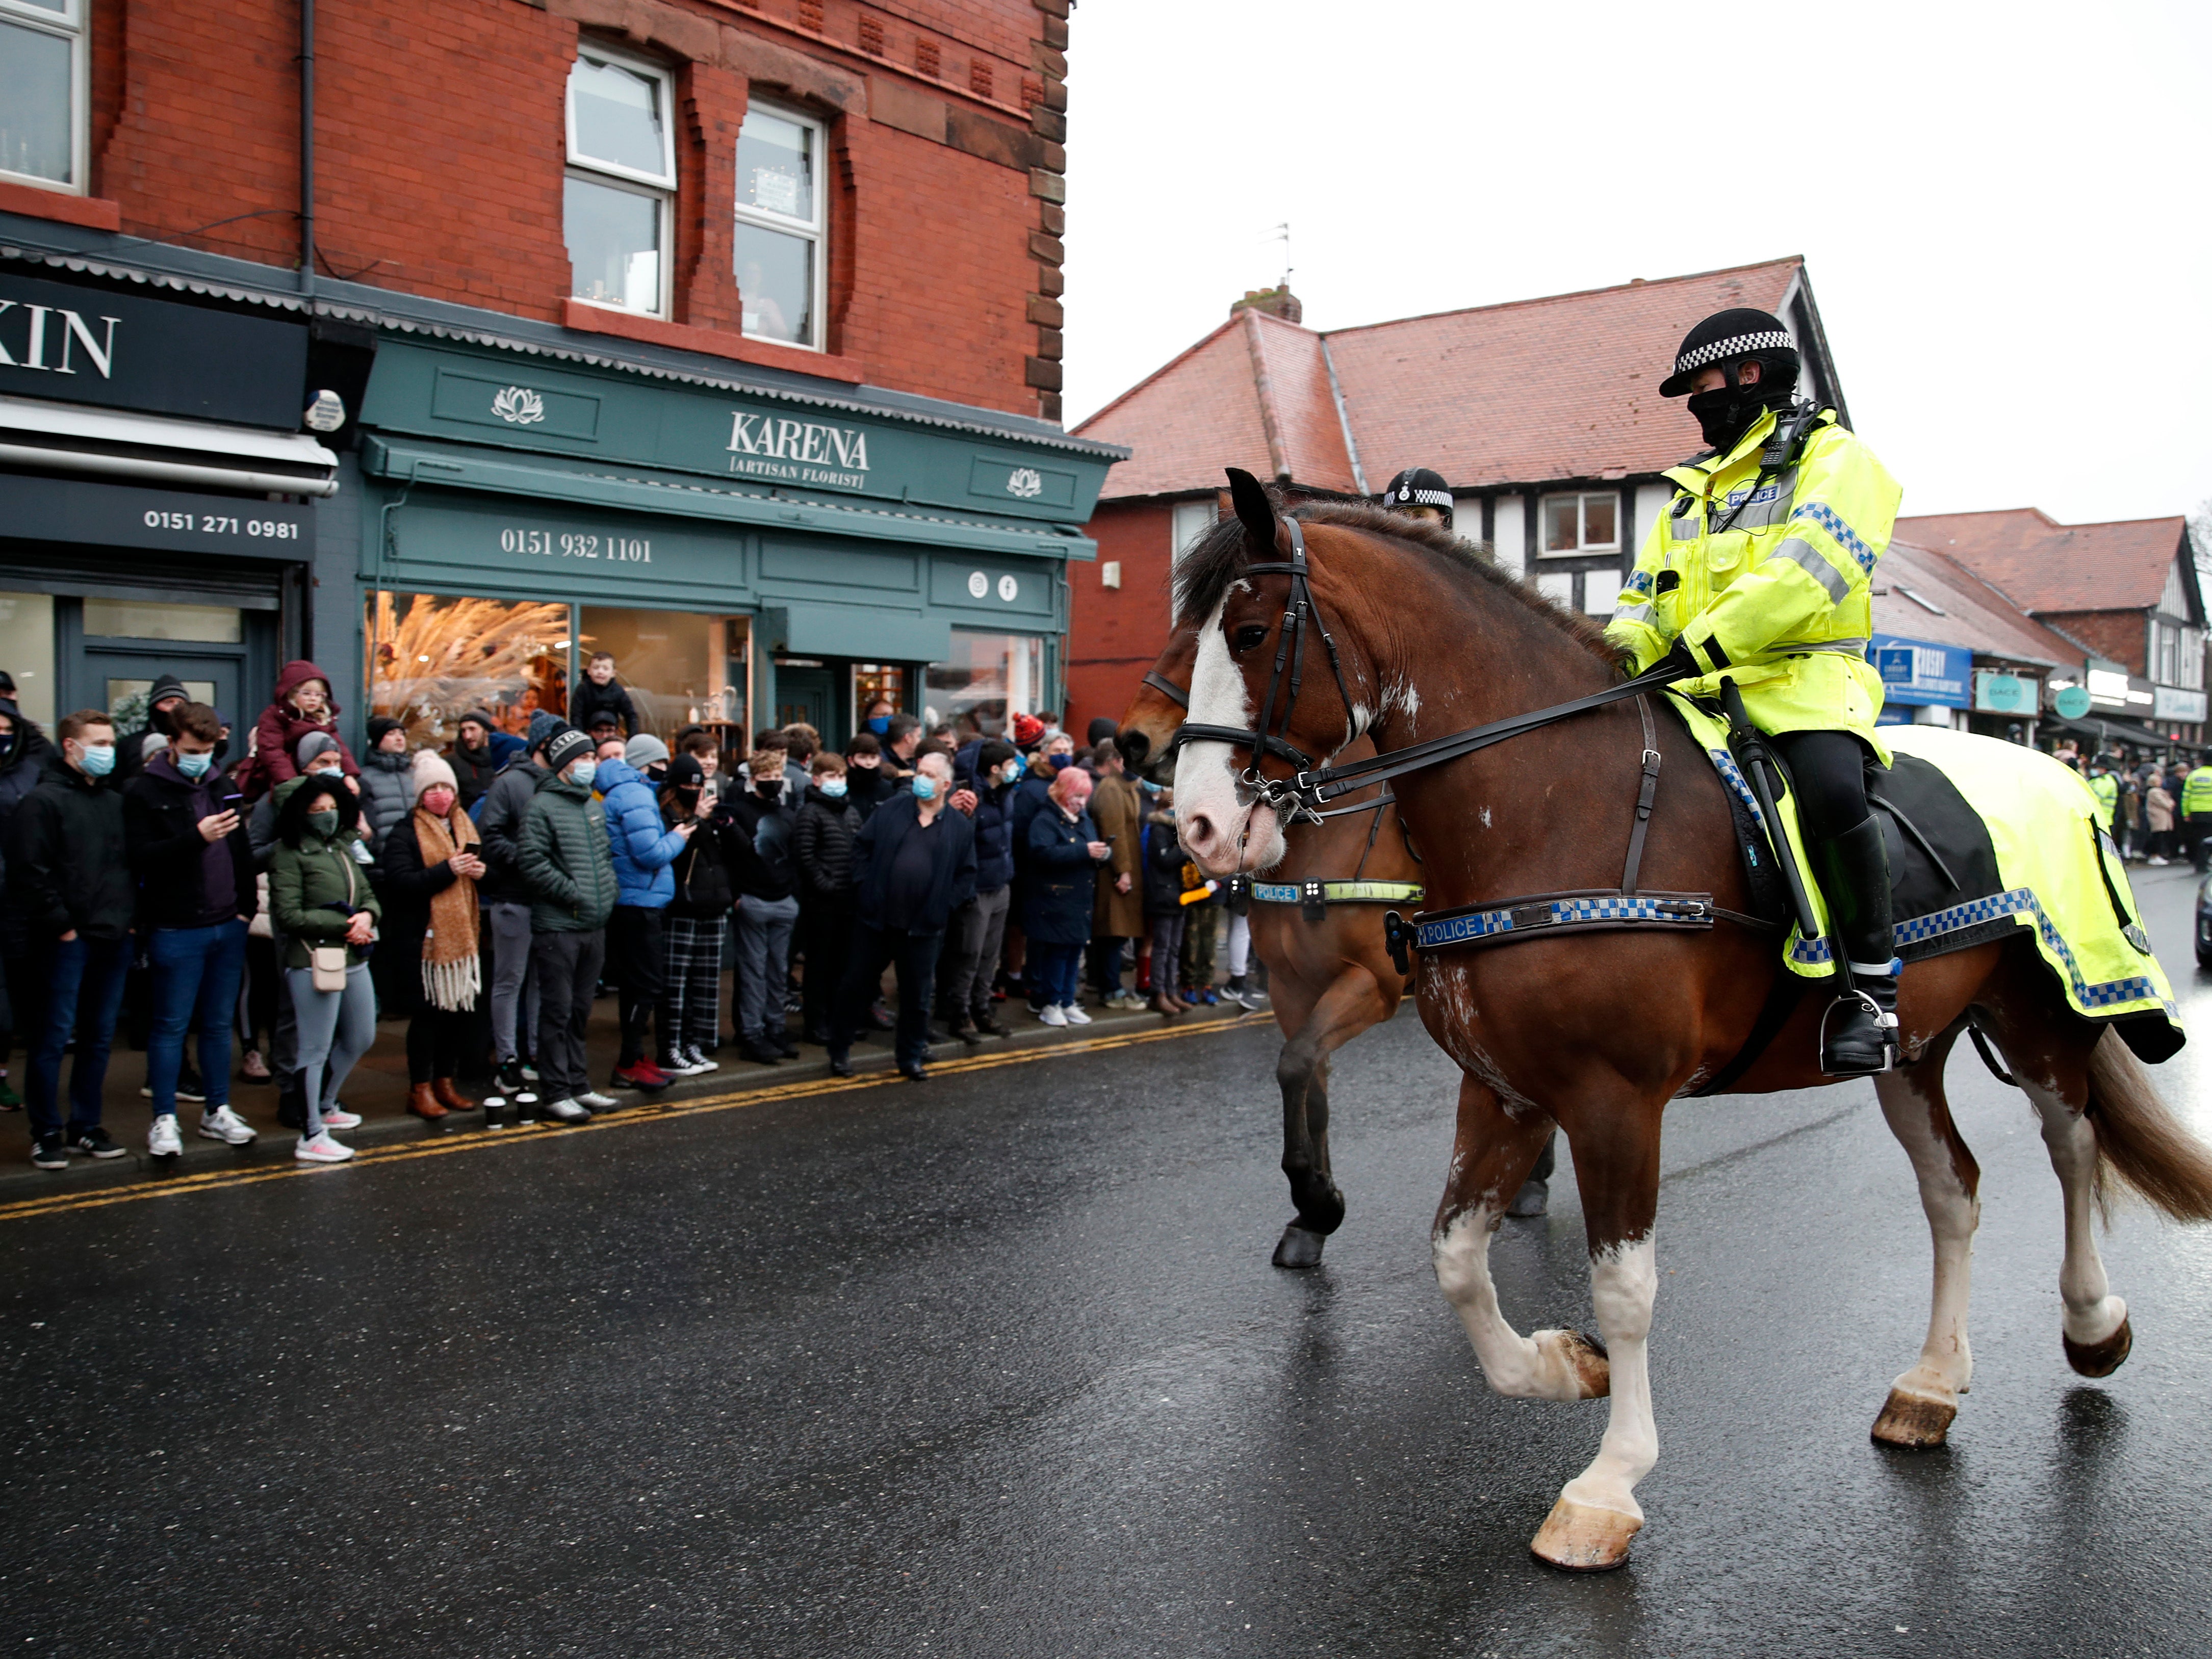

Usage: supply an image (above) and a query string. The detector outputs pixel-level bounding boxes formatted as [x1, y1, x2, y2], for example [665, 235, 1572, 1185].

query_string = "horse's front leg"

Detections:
[1271, 965, 1388, 1268]
[1430, 1075, 1606, 1397]
[1529, 1083, 1663, 1573]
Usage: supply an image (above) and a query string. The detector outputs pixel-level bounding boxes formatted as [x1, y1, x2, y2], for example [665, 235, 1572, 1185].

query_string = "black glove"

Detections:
[1656, 638, 1705, 682]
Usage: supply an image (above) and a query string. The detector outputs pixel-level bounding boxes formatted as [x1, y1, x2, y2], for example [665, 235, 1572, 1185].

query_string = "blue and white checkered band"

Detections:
[1413, 894, 1709, 951]
[1707, 748, 1766, 833]
[1674, 329, 1794, 378]
[1392, 486, 1453, 509]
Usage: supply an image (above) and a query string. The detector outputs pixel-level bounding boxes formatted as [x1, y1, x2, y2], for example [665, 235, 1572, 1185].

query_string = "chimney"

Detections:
[1231, 284, 1302, 324]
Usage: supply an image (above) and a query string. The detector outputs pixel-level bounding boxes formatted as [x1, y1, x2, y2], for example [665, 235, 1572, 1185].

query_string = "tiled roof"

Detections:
[1894, 508, 2191, 616]
[1874, 538, 2088, 670]
[1077, 258, 1805, 499]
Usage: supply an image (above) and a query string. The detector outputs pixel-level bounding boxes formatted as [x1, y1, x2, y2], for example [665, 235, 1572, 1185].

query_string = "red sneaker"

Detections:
[612, 1060, 672, 1091]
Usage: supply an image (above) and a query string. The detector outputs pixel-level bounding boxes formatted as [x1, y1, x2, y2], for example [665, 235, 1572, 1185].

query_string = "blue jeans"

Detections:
[146, 920, 248, 1118]
[24, 933, 132, 1138]
[1030, 941, 1084, 1010]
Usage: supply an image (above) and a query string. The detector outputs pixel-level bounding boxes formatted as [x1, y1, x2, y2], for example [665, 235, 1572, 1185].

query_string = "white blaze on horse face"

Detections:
[1177, 593, 1286, 875]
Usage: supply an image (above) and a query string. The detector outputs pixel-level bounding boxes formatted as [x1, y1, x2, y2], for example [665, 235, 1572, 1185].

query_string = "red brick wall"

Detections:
[2038, 610, 2148, 676]
[1064, 498, 1177, 735]
[74, 0, 1072, 419]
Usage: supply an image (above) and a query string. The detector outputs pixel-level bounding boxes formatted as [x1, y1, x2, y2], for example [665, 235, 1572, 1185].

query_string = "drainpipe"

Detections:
[299, 0, 316, 295]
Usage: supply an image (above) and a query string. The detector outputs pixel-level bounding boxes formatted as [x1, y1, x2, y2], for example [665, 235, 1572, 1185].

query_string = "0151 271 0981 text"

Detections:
[498, 526, 652, 562]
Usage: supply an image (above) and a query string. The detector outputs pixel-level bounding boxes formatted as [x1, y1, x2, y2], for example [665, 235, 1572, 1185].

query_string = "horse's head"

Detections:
[1115, 621, 1199, 779]
[1175, 470, 1392, 875]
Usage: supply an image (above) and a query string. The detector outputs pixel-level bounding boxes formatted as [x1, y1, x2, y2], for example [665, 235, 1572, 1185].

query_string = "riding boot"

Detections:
[1811, 817, 1899, 1077]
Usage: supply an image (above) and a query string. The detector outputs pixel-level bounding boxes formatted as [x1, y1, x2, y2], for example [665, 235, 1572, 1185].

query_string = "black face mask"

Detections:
[755, 779, 783, 799]
[1686, 385, 1765, 451]
[675, 786, 702, 811]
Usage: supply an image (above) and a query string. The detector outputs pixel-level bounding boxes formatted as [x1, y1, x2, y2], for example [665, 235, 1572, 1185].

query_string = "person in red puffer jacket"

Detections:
[244, 661, 358, 799]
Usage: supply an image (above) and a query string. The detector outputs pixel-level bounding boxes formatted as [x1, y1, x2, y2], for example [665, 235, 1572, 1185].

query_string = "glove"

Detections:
[1656, 637, 1705, 682]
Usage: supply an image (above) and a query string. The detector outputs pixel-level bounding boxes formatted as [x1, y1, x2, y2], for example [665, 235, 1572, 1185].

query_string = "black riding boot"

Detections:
[1812, 817, 1898, 1077]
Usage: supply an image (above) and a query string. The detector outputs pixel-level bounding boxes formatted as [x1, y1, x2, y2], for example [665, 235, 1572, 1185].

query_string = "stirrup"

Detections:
[1819, 987, 1898, 1078]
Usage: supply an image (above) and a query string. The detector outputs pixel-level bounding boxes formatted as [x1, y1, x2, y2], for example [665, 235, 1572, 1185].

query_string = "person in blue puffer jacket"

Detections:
[598, 733, 692, 1091]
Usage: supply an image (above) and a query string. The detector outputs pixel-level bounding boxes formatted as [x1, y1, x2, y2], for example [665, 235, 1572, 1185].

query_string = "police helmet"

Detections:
[1659, 308, 1801, 398]
[1380, 467, 1453, 531]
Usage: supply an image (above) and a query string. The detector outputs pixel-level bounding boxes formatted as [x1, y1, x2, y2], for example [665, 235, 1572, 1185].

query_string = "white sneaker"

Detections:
[2149, 855, 2169, 866]
[541, 1097, 591, 1123]
[576, 1091, 618, 1110]
[148, 1115, 183, 1157]
[197, 1106, 256, 1146]
[320, 1106, 363, 1130]
[658, 1052, 707, 1078]
[683, 1046, 719, 1072]
[1037, 1003, 1067, 1027]
[1061, 1002, 1092, 1026]
[295, 1131, 354, 1164]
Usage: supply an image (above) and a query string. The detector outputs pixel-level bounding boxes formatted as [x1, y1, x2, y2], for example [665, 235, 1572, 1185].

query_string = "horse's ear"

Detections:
[1225, 467, 1278, 552]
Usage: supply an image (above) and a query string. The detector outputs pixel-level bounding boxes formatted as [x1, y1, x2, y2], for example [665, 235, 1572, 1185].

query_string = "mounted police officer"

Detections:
[1606, 308, 1905, 1076]
[1379, 467, 1454, 530]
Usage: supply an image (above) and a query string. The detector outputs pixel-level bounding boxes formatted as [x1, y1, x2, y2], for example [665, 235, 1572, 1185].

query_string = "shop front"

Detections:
[0, 268, 337, 733]
[1872, 633, 1972, 731]
[349, 339, 1121, 756]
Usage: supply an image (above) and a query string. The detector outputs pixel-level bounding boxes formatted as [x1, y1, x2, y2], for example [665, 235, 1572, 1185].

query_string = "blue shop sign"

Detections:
[1871, 633, 1972, 709]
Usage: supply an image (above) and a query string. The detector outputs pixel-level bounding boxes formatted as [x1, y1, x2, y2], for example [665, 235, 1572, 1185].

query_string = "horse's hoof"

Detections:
[1530, 1497, 1640, 1571]
[1272, 1225, 1327, 1270]
[1506, 1178, 1549, 1219]
[1870, 1386, 1957, 1449]
[2063, 1315, 2132, 1378]
[1551, 1329, 1610, 1398]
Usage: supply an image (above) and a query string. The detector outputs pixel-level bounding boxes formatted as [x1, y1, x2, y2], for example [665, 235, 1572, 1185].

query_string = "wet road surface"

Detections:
[6, 866, 2210, 1657]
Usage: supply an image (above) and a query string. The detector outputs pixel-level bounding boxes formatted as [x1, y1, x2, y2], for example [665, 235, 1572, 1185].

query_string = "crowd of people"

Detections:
[2058, 741, 2212, 868]
[0, 653, 1264, 1174]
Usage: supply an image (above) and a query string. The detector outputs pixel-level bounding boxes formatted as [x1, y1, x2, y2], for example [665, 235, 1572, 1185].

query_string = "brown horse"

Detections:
[1171, 482, 2212, 1571]
[1118, 623, 1419, 1269]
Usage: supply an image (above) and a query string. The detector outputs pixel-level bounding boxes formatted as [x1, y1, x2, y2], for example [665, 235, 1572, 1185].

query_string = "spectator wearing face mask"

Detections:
[841, 732, 893, 820]
[1087, 740, 1144, 1010]
[518, 727, 621, 1124]
[474, 712, 563, 1108]
[938, 740, 1021, 1040]
[1023, 763, 1110, 1028]
[374, 750, 487, 1123]
[268, 771, 380, 1162]
[793, 751, 858, 1047]
[829, 751, 977, 1081]
[599, 733, 692, 1094]
[358, 716, 415, 849]
[657, 754, 728, 1076]
[114, 672, 190, 783]
[725, 740, 802, 1065]
[122, 701, 259, 1155]
[0, 694, 53, 1112]
[859, 697, 896, 742]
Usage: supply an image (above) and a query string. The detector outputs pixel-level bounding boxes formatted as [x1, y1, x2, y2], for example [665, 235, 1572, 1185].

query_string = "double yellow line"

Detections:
[0, 1015, 1245, 1225]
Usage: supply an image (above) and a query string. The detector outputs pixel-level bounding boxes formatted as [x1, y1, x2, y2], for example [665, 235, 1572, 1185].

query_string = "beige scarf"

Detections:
[414, 806, 482, 1012]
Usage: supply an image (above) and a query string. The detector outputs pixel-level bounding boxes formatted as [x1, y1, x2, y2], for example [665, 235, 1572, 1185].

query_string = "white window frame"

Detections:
[563, 45, 677, 319]
[733, 99, 829, 352]
[1538, 490, 1621, 558]
[0, 0, 89, 196]
[1170, 498, 1216, 563]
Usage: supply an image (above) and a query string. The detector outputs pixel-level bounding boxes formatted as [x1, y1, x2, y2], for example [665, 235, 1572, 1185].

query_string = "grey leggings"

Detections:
[286, 962, 376, 1135]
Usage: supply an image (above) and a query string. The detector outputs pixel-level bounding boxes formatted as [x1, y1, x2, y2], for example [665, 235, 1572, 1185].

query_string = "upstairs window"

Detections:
[564, 48, 676, 317]
[734, 103, 827, 350]
[0, 0, 86, 193]
[1541, 490, 1618, 557]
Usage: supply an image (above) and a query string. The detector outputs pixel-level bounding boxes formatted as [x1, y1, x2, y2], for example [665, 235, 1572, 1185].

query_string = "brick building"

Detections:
[0, 0, 1120, 749]
[1061, 258, 1847, 731]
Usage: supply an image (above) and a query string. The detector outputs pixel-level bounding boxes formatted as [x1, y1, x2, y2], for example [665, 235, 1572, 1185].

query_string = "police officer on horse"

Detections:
[1606, 308, 1905, 1076]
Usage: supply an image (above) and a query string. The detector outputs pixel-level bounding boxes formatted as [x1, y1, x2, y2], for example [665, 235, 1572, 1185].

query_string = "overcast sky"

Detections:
[1060, 0, 2210, 528]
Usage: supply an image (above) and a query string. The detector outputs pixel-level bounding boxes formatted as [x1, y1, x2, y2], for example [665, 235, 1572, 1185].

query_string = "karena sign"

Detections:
[726, 409, 871, 490]
[0, 272, 307, 429]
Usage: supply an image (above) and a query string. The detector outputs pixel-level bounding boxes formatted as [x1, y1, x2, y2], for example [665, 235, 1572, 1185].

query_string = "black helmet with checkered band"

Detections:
[1380, 466, 1453, 531]
[1659, 308, 1801, 398]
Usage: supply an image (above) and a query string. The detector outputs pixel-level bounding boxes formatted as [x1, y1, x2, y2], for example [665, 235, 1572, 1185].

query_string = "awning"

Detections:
[0, 394, 339, 497]
[2046, 712, 2208, 751]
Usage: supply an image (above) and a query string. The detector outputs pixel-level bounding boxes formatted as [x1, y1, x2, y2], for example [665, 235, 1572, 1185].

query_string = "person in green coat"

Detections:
[268, 773, 382, 1163]
[517, 727, 620, 1122]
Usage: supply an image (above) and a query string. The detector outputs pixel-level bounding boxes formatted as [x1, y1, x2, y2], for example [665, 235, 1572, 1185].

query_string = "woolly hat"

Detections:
[296, 730, 341, 767]
[665, 754, 704, 790]
[411, 748, 458, 800]
[625, 733, 671, 770]
[1012, 712, 1046, 747]
[544, 726, 593, 776]
[366, 714, 403, 750]
[458, 709, 497, 735]
[586, 709, 624, 733]
[527, 710, 564, 751]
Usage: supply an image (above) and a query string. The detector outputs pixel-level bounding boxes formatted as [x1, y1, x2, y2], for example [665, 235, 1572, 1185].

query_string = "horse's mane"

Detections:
[1172, 500, 1621, 666]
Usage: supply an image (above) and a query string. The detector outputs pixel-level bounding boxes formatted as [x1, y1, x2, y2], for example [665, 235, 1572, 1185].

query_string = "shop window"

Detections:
[734, 102, 826, 349]
[0, 591, 55, 727]
[564, 47, 676, 317]
[0, 0, 86, 193]
[107, 677, 215, 732]
[923, 631, 1043, 744]
[367, 592, 573, 746]
[576, 608, 750, 748]
[82, 598, 242, 644]
[852, 663, 905, 726]
[1541, 491, 1618, 556]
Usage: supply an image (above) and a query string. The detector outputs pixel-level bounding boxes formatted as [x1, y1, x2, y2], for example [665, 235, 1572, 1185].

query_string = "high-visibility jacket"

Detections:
[2087, 771, 2118, 826]
[2183, 766, 2212, 817]
[1606, 406, 1902, 745]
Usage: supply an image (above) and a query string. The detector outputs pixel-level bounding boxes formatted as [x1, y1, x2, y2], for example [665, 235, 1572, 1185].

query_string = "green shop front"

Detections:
[351, 339, 1122, 753]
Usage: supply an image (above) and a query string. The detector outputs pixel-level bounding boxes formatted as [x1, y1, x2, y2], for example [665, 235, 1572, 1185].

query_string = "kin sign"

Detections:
[727, 409, 871, 491]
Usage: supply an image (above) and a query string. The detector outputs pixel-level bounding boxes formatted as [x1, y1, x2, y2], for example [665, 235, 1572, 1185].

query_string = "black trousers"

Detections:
[799, 897, 854, 1039]
[831, 922, 943, 1071]
[606, 905, 666, 1067]
[405, 1005, 471, 1084]
[1770, 728, 1871, 840]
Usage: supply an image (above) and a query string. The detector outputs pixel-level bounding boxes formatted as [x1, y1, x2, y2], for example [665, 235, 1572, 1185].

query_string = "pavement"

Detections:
[4, 864, 2209, 1657]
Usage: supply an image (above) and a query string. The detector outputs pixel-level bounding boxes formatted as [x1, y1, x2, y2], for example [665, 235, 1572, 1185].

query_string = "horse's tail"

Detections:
[2088, 1029, 2212, 1224]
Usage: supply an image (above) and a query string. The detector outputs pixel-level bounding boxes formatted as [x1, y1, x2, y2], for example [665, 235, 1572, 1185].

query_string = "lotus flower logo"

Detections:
[1006, 466, 1044, 499]
[492, 386, 546, 426]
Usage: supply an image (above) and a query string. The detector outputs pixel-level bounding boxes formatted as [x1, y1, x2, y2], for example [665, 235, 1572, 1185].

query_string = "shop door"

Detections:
[64, 595, 267, 735]
[81, 649, 244, 733]
[776, 665, 833, 735]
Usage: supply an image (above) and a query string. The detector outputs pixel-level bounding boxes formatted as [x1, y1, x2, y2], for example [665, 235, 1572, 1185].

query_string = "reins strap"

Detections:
[1620, 696, 1662, 897]
[1142, 671, 1190, 710]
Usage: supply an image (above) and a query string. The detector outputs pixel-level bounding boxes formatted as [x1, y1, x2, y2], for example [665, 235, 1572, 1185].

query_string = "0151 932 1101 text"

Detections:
[498, 526, 652, 562]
